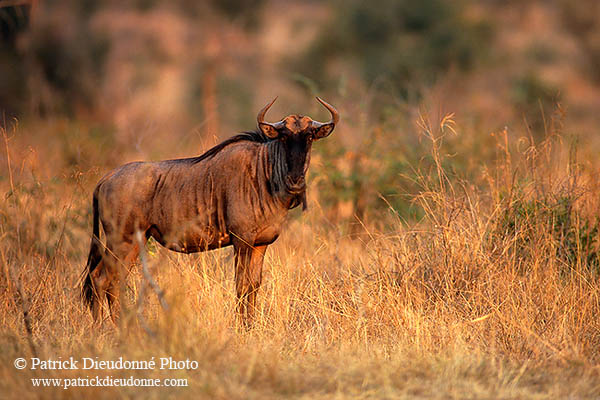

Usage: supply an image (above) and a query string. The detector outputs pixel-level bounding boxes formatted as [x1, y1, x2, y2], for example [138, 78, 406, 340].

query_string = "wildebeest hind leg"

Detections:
[105, 242, 140, 324]
[90, 258, 110, 322]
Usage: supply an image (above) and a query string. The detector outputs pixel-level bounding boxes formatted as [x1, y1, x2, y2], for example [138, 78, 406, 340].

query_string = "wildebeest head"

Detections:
[257, 97, 339, 196]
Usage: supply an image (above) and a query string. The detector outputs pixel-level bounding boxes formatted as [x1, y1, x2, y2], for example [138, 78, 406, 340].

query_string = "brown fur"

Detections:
[81, 99, 338, 327]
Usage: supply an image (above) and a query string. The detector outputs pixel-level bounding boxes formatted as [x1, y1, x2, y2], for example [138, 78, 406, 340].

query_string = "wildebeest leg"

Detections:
[105, 242, 140, 324]
[233, 240, 267, 327]
[233, 241, 252, 326]
[90, 239, 138, 324]
[246, 245, 266, 324]
[89, 257, 109, 322]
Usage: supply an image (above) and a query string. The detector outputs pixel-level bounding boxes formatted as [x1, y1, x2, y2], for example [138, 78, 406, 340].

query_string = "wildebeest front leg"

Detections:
[246, 245, 266, 324]
[233, 241, 266, 327]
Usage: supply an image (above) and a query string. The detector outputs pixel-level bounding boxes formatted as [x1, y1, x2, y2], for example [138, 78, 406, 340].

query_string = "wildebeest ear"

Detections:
[313, 123, 335, 139]
[259, 123, 280, 139]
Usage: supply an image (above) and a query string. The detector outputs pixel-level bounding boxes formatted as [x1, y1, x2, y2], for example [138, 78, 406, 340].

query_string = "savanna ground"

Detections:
[1, 112, 599, 399]
[2, 0, 600, 399]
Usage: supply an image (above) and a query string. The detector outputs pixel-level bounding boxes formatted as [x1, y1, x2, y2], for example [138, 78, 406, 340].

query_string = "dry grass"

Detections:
[1, 118, 599, 399]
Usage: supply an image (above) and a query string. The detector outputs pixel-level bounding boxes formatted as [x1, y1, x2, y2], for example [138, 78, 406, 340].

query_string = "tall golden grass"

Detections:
[0, 114, 599, 399]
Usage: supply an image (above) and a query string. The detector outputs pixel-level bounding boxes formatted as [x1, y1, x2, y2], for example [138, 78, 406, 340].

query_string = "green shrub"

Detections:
[511, 74, 561, 135]
[498, 193, 599, 276]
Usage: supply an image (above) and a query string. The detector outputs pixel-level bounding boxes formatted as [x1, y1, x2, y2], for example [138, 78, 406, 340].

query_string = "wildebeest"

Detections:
[81, 97, 339, 326]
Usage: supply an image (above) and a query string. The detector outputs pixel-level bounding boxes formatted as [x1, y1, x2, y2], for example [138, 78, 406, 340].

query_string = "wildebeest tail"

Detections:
[81, 191, 102, 309]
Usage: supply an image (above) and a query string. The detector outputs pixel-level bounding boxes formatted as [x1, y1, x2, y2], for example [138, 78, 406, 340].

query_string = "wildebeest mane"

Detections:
[190, 129, 270, 164]
[188, 128, 305, 209]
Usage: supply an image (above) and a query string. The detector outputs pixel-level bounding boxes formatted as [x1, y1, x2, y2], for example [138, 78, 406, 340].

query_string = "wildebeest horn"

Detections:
[312, 97, 339, 139]
[257, 97, 278, 126]
[315, 97, 339, 125]
[257, 97, 283, 138]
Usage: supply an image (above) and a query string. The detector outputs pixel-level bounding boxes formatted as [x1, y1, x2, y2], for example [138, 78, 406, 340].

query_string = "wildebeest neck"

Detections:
[265, 139, 307, 210]
[187, 129, 307, 211]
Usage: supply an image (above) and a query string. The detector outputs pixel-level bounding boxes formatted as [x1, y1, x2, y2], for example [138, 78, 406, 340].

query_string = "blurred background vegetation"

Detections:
[1, 0, 600, 231]
[3, 4, 600, 396]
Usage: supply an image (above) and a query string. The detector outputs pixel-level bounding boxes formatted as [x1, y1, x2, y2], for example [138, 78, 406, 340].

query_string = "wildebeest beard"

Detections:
[265, 138, 308, 210]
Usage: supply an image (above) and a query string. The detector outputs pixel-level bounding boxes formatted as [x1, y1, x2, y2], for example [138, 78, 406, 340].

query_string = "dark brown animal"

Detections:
[81, 97, 339, 326]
